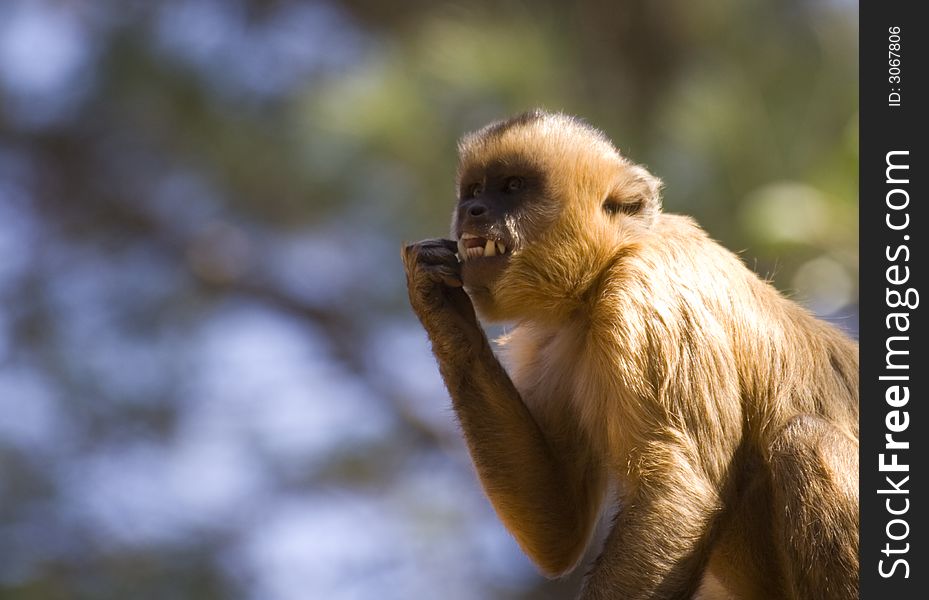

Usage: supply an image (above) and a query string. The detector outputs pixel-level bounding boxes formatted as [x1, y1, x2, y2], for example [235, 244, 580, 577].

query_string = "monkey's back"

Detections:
[502, 213, 858, 476]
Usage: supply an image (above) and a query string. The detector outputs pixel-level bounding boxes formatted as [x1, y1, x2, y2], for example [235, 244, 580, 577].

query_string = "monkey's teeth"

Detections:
[458, 234, 507, 260]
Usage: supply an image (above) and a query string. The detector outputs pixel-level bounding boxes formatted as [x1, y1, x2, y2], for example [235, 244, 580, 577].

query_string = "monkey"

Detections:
[401, 110, 858, 600]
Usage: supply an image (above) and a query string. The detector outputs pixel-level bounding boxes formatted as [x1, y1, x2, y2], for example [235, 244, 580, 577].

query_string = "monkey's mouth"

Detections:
[457, 232, 512, 291]
[457, 233, 510, 261]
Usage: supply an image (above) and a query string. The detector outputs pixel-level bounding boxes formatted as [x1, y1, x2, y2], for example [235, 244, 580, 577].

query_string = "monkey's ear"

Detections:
[602, 164, 662, 223]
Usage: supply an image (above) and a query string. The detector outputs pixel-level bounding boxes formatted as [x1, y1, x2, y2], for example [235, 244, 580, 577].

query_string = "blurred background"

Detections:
[0, 1, 857, 599]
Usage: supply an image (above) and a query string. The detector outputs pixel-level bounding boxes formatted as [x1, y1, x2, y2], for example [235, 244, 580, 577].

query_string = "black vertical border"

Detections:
[860, 2, 927, 598]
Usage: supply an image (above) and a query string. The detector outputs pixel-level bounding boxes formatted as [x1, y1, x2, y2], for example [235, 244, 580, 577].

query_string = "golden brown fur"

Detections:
[402, 110, 858, 599]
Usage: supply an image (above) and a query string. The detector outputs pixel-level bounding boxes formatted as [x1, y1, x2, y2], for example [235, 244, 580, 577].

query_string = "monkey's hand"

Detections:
[401, 238, 482, 347]
[403, 238, 604, 578]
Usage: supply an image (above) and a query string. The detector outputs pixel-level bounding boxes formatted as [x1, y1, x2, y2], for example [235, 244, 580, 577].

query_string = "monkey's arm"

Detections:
[579, 442, 721, 600]
[402, 239, 604, 576]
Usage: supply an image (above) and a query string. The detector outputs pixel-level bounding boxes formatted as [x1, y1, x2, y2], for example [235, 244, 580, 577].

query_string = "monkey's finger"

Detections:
[403, 240, 455, 261]
[413, 239, 459, 259]
[423, 238, 459, 253]
[412, 237, 456, 247]
[421, 264, 463, 288]
[406, 238, 459, 256]
[412, 243, 461, 269]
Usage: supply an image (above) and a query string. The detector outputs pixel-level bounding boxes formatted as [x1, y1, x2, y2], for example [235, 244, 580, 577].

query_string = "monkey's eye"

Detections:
[602, 199, 643, 216]
[467, 182, 484, 198]
[503, 177, 524, 193]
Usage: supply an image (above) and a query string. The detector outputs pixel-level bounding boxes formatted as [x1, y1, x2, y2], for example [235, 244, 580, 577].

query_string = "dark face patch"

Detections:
[455, 160, 544, 237]
[452, 160, 546, 291]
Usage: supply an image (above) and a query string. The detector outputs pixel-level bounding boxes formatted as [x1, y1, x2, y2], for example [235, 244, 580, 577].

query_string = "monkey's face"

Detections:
[453, 111, 662, 321]
[452, 158, 547, 295]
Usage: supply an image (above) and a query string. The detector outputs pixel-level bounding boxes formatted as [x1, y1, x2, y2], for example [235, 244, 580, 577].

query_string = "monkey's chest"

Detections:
[510, 338, 630, 462]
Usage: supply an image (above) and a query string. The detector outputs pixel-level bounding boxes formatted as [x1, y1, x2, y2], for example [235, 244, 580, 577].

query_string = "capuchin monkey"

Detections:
[401, 110, 858, 600]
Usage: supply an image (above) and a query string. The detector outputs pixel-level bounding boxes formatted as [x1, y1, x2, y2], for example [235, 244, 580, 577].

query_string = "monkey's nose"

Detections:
[468, 203, 488, 217]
